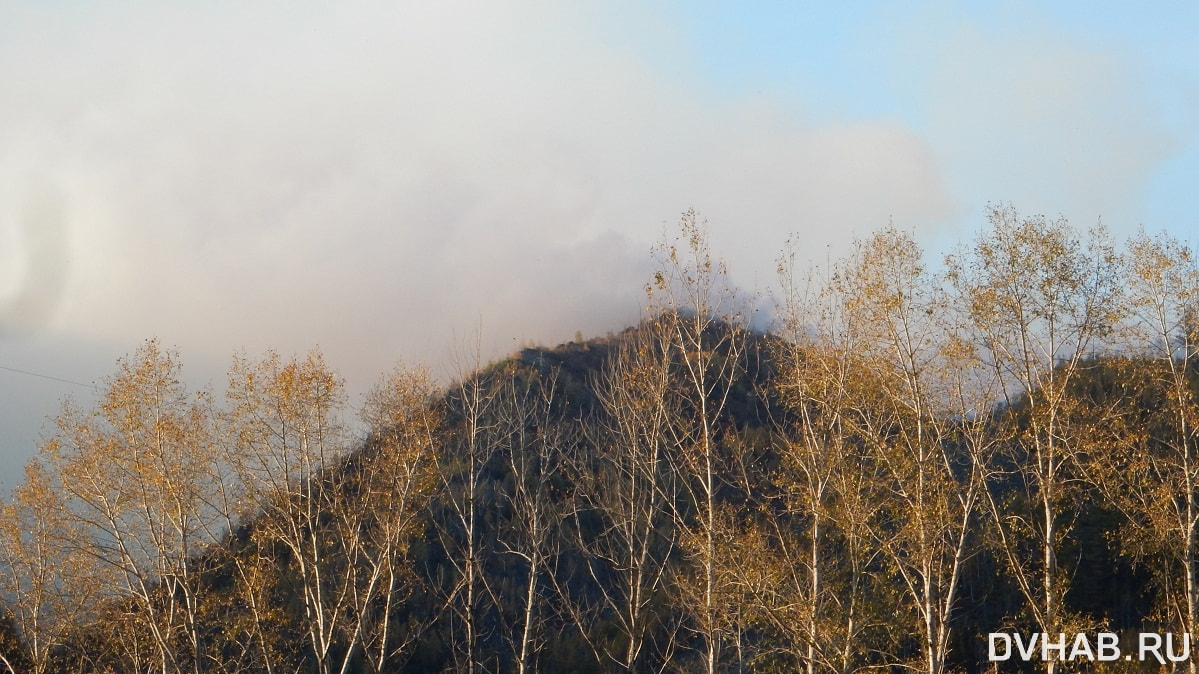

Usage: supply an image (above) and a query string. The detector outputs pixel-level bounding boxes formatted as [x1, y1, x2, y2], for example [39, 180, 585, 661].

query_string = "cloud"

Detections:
[0, 1, 955, 382]
[0, 179, 69, 335]
[4, 0, 1190, 485]
[873, 3, 1180, 231]
[0, 0, 967, 487]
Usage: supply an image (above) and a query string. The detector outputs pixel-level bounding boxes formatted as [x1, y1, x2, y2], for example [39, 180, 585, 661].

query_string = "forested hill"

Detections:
[4, 209, 1199, 673]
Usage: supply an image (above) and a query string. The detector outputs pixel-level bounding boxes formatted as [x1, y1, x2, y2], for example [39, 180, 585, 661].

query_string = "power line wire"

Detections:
[0, 363, 97, 389]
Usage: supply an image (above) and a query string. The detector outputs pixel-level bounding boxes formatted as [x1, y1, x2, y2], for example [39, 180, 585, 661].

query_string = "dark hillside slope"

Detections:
[2, 324, 1176, 673]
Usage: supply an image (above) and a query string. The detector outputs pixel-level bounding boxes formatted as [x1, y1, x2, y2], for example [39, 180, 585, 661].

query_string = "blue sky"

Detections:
[672, 1, 1199, 233]
[1, 1, 1197, 482]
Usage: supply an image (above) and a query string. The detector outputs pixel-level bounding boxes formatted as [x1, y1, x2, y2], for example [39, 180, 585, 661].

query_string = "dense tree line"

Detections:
[3, 205, 1199, 672]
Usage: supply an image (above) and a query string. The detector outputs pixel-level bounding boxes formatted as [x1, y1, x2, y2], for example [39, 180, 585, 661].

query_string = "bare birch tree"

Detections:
[436, 341, 504, 674]
[490, 365, 570, 674]
[38, 339, 221, 674]
[648, 210, 747, 674]
[224, 348, 353, 674]
[348, 364, 441, 672]
[1119, 230, 1199, 671]
[838, 229, 988, 674]
[566, 325, 681, 672]
[755, 239, 891, 674]
[947, 206, 1123, 673]
[0, 459, 100, 674]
